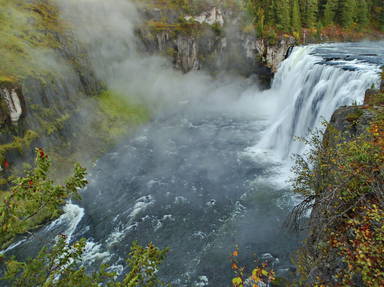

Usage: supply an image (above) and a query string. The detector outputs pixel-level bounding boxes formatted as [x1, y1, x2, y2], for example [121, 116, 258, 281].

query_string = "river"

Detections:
[3, 41, 383, 286]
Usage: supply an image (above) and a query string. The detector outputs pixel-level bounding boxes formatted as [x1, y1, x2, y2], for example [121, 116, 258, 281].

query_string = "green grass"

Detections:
[96, 90, 150, 137]
[0, 0, 64, 80]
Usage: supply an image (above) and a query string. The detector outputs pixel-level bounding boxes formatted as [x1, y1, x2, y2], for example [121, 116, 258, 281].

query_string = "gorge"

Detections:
[0, 0, 384, 286]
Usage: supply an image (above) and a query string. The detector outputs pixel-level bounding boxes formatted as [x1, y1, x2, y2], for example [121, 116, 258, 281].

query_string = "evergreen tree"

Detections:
[291, 0, 302, 31]
[371, 0, 384, 30]
[304, 0, 319, 28]
[275, 0, 291, 30]
[339, 0, 356, 27]
[266, 0, 277, 25]
[322, 0, 338, 26]
[355, 0, 369, 28]
[243, 0, 382, 34]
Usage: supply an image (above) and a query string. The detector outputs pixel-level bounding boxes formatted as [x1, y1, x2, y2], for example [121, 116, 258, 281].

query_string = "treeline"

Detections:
[244, 0, 384, 32]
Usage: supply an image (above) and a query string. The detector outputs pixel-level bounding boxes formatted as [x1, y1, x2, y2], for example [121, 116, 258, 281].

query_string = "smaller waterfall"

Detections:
[257, 45, 381, 159]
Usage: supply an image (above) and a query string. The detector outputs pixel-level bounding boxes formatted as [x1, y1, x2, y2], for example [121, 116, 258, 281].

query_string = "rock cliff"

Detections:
[294, 79, 384, 286]
[138, 5, 295, 87]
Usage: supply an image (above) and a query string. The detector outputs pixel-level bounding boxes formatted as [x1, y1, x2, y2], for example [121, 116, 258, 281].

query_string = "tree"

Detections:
[339, 0, 357, 27]
[2, 237, 169, 287]
[322, 0, 338, 26]
[290, 116, 384, 285]
[274, 0, 291, 31]
[0, 149, 87, 247]
[370, 0, 384, 30]
[0, 150, 169, 286]
[355, 0, 369, 28]
[302, 0, 319, 28]
[291, 0, 302, 31]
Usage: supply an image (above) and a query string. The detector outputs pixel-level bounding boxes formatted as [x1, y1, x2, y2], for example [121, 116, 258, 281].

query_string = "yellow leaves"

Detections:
[231, 247, 275, 287]
[250, 267, 275, 284]
[232, 277, 243, 287]
[251, 269, 261, 283]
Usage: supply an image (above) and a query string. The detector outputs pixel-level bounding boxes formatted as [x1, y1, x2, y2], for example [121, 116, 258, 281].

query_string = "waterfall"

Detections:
[257, 45, 381, 159]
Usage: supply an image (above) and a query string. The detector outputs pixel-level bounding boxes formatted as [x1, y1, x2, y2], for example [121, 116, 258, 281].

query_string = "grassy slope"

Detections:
[0, 1, 151, 244]
[0, 0, 64, 82]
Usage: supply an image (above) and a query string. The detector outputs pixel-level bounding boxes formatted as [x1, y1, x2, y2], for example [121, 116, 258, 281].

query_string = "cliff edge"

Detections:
[292, 76, 384, 286]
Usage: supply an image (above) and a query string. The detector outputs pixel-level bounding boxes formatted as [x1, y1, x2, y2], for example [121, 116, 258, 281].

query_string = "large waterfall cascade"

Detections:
[254, 45, 381, 160]
[2, 24, 383, 286]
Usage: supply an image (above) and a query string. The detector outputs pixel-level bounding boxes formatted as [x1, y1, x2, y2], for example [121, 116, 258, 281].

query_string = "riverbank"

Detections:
[291, 74, 384, 286]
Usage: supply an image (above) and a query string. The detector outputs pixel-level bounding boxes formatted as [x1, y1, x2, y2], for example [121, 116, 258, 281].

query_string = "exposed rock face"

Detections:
[241, 34, 295, 73]
[0, 82, 25, 125]
[301, 87, 383, 286]
[139, 6, 295, 86]
[185, 7, 224, 26]
[0, 29, 101, 174]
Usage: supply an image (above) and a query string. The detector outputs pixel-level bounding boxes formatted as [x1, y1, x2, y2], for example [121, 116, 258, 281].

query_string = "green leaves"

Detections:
[291, 116, 384, 285]
[0, 148, 87, 248]
[123, 242, 169, 287]
[2, 238, 169, 287]
[1, 148, 170, 286]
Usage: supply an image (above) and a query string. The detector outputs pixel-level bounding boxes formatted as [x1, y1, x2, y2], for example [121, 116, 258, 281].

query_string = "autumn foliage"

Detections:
[291, 112, 384, 286]
[231, 247, 275, 287]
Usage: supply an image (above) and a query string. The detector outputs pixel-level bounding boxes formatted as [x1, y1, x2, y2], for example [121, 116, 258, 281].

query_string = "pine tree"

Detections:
[322, 0, 338, 26]
[291, 0, 302, 31]
[371, 0, 384, 30]
[339, 0, 357, 27]
[266, 0, 277, 25]
[275, 0, 291, 31]
[355, 0, 369, 28]
[304, 0, 319, 28]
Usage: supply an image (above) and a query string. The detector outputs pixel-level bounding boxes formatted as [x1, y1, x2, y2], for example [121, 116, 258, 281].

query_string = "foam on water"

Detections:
[46, 202, 85, 242]
[245, 44, 381, 187]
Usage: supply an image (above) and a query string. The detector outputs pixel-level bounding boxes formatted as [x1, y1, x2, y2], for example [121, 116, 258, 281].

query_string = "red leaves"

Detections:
[3, 160, 9, 169]
[38, 148, 46, 159]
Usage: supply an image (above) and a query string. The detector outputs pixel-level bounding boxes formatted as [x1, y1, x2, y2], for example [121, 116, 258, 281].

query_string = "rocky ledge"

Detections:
[138, 6, 295, 87]
[297, 78, 384, 286]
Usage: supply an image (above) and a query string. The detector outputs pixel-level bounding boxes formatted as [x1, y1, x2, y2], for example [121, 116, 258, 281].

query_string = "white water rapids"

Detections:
[2, 41, 383, 286]
[254, 45, 381, 159]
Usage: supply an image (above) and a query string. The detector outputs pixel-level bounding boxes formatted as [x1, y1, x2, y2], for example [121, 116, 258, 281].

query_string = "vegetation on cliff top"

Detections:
[291, 100, 384, 285]
[243, 0, 384, 37]
[140, 0, 384, 42]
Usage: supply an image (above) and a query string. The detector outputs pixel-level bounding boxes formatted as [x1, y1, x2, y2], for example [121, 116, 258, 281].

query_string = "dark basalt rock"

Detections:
[137, 6, 295, 88]
[301, 87, 383, 286]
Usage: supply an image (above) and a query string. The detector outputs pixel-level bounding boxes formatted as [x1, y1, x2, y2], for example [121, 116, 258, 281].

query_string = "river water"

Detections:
[3, 41, 383, 286]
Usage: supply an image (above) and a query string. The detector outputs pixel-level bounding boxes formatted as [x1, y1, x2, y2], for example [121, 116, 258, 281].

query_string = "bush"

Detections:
[0, 149, 169, 286]
[290, 117, 384, 286]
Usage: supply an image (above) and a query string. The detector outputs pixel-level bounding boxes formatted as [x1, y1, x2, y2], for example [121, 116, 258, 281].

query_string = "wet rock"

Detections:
[0, 81, 25, 126]
[364, 88, 384, 106]
[327, 106, 376, 141]
[138, 6, 296, 86]
[301, 89, 383, 286]
[185, 7, 224, 26]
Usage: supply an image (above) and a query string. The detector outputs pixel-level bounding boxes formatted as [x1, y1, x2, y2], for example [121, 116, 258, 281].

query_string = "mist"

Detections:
[56, 0, 277, 119]
[3, 1, 383, 286]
